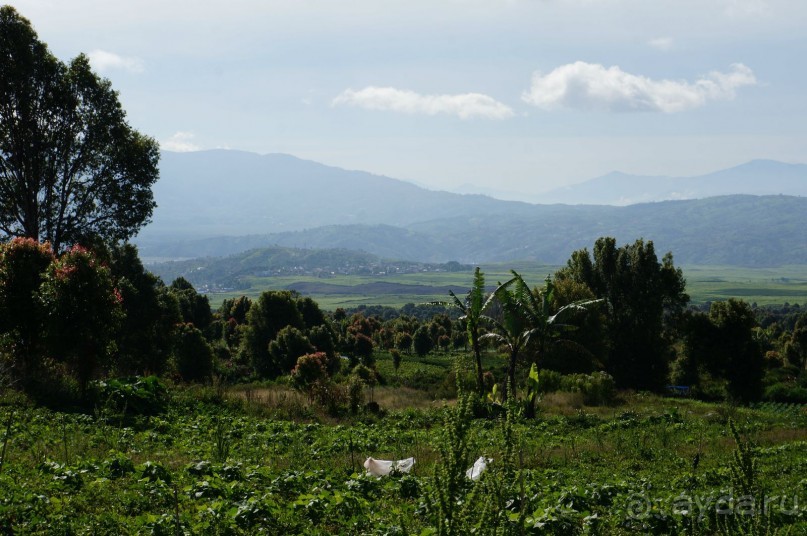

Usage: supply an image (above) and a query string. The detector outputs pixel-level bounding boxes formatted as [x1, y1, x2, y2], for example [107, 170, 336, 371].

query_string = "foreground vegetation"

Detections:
[0, 373, 805, 534]
[2, 223, 806, 535]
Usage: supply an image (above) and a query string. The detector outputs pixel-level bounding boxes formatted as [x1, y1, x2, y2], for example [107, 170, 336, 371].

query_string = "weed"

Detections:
[212, 416, 230, 463]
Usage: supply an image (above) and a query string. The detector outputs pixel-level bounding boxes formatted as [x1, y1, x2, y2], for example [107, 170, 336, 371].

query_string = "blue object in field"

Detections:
[666, 385, 690, 396]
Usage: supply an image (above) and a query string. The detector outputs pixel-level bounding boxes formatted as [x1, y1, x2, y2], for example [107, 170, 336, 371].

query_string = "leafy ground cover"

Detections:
[0, 378, 805, 534]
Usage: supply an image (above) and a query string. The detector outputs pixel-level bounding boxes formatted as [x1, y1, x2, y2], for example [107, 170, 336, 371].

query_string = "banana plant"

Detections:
[432, 267, 497, 394]
[483, 270, 602, 404]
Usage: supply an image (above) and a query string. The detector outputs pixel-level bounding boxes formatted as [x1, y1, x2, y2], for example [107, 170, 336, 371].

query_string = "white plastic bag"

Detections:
[363, 457, 415, 477]
[466, 456, 491, 481]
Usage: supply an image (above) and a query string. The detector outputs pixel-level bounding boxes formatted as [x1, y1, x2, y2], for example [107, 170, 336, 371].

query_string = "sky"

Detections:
[10, 0, 807, 200]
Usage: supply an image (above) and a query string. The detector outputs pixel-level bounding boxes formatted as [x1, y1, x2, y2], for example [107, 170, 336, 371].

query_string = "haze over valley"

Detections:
[137, 150, 807, 267]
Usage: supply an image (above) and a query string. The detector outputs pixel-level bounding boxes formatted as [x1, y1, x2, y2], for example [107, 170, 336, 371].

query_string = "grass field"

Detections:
[204, 264, 807, 310]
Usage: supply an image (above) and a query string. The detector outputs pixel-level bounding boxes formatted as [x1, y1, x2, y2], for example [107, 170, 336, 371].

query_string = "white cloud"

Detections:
[161, 131, 200, 152]
[648, 37, 674, 51]
[522, 62, 757, 113]
[87, 49, 144, 73]
[332, 87, 515, 120]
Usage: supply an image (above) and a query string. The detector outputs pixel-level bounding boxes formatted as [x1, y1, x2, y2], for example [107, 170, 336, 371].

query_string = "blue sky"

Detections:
[11, 0, 807, 199]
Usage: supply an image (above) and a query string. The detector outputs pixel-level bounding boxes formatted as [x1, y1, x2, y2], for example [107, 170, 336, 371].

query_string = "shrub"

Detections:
[310, 380, 347, 416]
[763, 383, 807, 404]
[91, 376, 169, 418]
[529, 370, 615, 406]
[537, 369, 563, 393]
[291, 352, 329, 390]
[413, 326, 432, 357]
[173, 323, 214, 382]
[560, 372, 616, 406]
[390, 349, 402, 372]
[347, 376, 364, 414]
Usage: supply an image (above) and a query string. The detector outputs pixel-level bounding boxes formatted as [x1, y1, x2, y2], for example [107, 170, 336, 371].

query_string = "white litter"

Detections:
[363, 457, 415, 477]
[466, 456, 491, 481]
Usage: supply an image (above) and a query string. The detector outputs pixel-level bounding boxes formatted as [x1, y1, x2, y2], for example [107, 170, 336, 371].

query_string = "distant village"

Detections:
[190, 259, 471, 293]
[252, 259, 469, 278]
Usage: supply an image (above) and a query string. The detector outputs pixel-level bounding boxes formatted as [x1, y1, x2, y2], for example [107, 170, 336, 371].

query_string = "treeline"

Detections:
[1, 236, 805, 407]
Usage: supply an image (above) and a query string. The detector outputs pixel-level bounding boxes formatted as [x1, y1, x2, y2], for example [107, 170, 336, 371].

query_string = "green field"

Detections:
[204, 264, 807, 311]
[683, 265, 807, 306]
[1, 366, 805, 533]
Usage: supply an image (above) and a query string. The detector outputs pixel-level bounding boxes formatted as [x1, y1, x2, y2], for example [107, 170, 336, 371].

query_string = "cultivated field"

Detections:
[203, 264, 807, 310]
[1, 351, 805, 534]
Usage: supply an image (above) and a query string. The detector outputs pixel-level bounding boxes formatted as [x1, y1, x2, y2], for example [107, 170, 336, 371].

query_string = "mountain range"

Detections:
[536, 160, 807, 205]
[134, 150, 807, 267]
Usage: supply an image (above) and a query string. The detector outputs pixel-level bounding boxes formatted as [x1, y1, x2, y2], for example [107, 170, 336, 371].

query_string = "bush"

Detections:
[412, 326, 432, 357]
[91, 376, 169, 417]
[173, 323, 214, 382]
[529, 370, 616, 406]
[560, 372, 616, 406]
[390, 349, 402, 372]
[310, 380, 347, 416]
[347, 376, 364, 414]
[537, 369, 563, 394]
[291, 352, 329, 390]
[763, 383, 807, 404]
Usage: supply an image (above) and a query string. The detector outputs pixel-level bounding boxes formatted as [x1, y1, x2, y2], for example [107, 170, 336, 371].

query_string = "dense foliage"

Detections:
[0, 7, 159, 251]
[556, 238, 689, 391]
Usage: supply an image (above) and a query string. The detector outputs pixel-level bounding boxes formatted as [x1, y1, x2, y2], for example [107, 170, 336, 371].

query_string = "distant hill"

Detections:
[142, 195, 807, 268]
[538, 160, 807, 205]
[134, 150, 807, 267]
[140, 150, 534, 239]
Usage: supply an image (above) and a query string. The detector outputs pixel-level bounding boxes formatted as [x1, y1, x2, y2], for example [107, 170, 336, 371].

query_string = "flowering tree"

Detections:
[39, 246, 122, 392]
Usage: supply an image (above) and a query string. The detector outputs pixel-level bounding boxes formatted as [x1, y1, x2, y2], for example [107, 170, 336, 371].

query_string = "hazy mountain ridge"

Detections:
[135, 150, 807, 267]
[143, 150, 535, 239]
[538, 160, 807, 205]
[142, 195, 807, 268]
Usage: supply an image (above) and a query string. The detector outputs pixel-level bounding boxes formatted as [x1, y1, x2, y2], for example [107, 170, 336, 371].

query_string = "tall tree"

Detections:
[240, 290, 305, 377]
[0, 7, 159, 251]
[557, 237, 689, 391]
[168, 277, 212, 331]
[220, 296, 252, 325]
